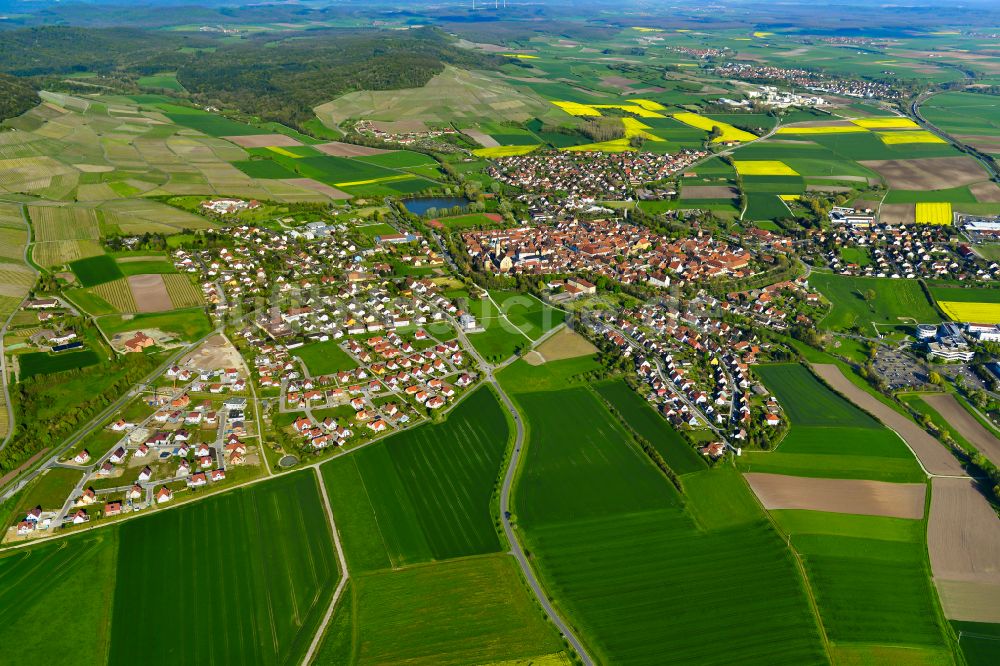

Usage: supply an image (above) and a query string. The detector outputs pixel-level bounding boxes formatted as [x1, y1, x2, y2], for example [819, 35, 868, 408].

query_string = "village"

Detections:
[485, 149, 708, 200]
[464, 218, 757, 287]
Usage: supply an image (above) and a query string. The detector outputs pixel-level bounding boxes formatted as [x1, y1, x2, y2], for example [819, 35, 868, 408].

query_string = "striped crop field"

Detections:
[321, 386, 509, 572]
[28, 205, 101, 242]
[673, 112, 757, 143]
[876, 130, 946, 145]
[163, 273, 204, 308]
[734, 160, 800, 176]
[32, 239, 105, 268]
[0, 228, 26, 261]
[90, 277, 138, 312]
[938, 301, 1000, 324]
[915, 201, 953, 225]
[851, 117, 920, 129]
[108, 471, 339, 665]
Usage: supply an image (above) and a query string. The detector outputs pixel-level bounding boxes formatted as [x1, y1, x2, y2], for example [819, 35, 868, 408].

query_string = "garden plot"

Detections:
[744, 473, 925, 519]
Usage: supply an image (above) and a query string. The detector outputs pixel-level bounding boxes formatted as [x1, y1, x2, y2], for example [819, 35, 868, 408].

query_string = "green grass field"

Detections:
[771, 510, 953, 661]
[746, 363, 925, 481]
[511, 393, 827, 664]
[97, 309, 213, 341]
[69, 254, 124, 287]
[953, 620, 1000, 666]
[594, 380, 706, 475]
[755, 363, 879, 428]
[0, 532, 119, 666]
[315, 555, 565, 665]
[294, 340, 357, 375]
[115, 259, 178, 276]
[18, 349, 101, 378]
[744, 192, 791, 220]
[154, 102, 261, 137]
[321, 387, 509, 572]
[928, 285, 1000, 304]
[515, 388, 683, 527]
[108, 471, 339, 665]
[810, 273, 938, 331]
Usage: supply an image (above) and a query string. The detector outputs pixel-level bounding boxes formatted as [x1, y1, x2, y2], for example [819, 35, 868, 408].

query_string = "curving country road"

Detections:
[451, 322, 594, 665]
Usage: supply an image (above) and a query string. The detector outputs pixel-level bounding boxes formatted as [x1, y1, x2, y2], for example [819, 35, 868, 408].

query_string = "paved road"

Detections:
[493, 375, 594, 666]
[451, 322, 594, 665]
[0, 328, 221, 502]
[0, 204, 39, 452]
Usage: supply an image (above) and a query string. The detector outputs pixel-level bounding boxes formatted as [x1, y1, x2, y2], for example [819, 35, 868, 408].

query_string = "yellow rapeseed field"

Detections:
[938, 302, 1000, 324]
[875, 130, 946, 145]
[915, 202, 952, 225]
[673, 113, 757, 143]
[775, 125, 869, 135]
[592, 104, 666, 118]
[552, 101, 602, 117]
[472, 145, 541, 158]
[851, 117, 919, 129]
[630, 99, 667, 111]
[779, 194, 801, 201]
[502, 54, 538, 59]
[733, 160, 800, 176]
[562, 138, 636, 153]
[621, 118, 664, 141]
[267, 146, 300, 158]
[334, 174, 415, 187]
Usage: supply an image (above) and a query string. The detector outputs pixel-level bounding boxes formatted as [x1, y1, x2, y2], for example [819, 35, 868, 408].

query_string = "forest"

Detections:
[0, 25, 501, 129]
[0, 73, 39, 121]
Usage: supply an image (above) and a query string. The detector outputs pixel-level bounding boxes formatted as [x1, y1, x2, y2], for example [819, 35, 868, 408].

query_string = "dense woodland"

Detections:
[0, 25, 501, 128]
[0, 73, 39, 121]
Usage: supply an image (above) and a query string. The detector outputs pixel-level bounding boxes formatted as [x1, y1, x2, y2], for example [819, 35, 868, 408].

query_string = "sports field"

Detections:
[108, 471, 339, 665]
[321, 387, 509, 572]
[810, 273, 938, 330]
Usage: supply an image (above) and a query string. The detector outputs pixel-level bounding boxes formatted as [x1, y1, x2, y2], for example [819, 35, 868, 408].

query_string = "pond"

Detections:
[401, 196, 470, 216]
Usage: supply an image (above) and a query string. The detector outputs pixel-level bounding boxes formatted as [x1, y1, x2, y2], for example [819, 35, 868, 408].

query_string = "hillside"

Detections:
[0, 73, 39, 121]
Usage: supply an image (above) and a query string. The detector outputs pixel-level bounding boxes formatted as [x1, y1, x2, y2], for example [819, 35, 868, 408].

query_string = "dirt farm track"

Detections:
[744, 473, 926, 519]
[810, 364, 965, 476]
[928, 477, 1000, 622]
[923, 393, 1000, 467]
